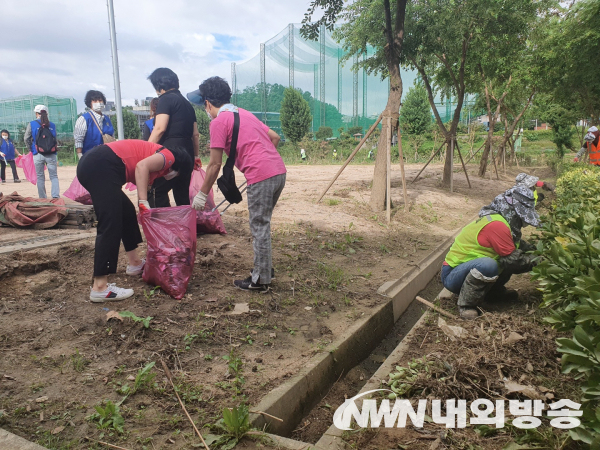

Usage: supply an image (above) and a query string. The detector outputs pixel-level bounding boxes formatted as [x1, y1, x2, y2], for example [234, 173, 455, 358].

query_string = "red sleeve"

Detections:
[477, 221, 515, 256]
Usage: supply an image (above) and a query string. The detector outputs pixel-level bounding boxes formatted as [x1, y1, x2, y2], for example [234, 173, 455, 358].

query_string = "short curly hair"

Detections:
[198, 77, 232, 108]
[84, 90, 106, 108]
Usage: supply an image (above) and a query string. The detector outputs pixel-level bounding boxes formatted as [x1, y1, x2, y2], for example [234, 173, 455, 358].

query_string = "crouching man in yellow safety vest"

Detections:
[441, 185, 541, 320]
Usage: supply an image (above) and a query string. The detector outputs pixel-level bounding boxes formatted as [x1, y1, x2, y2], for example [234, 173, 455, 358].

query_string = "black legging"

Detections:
[1, 159, 18, 181]
[77, 145, 143, 277]
[149, 137, 193, 207]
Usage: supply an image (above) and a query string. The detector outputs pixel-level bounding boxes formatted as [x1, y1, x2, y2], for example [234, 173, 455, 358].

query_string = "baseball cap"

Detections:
[34, 105, 48, 114]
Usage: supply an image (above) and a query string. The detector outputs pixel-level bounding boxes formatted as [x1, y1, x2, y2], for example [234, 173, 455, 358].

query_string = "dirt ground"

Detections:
[0, 162, 555, 449]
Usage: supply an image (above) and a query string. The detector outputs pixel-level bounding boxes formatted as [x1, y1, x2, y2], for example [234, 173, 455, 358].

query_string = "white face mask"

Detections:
[164, 170, 179, 181]
[1, 135, 7, 140]
[92, 102, 105, 112]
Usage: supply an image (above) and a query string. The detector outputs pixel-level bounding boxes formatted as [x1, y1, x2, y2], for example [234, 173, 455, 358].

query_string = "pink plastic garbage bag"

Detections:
[139, 206, 197, 300]
[63, 176, 93, 205]
[125, 183, 137, 191]
[188, 168, 227, 235]
[14, 153, 39, 185]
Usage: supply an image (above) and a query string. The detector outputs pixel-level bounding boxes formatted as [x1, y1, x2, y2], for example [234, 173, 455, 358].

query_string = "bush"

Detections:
[531, 164, 600, 446]
[523, 130, 554, 142]
[315, 126, 333, 140]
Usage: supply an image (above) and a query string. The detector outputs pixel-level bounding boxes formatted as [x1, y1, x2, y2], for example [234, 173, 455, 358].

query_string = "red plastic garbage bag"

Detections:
[15, 153, 39, 185]
[139, 206, 197, 300]
[63, 176, 93, 205]
[189, 168, 227, 235]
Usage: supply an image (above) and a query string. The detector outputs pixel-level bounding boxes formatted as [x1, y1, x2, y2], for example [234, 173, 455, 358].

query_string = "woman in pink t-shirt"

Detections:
[188, 77, 286, 292]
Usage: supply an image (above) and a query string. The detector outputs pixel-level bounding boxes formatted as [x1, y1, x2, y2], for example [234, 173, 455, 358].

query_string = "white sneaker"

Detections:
[90, 284, 134, 303]
[126, 259, 145, 276]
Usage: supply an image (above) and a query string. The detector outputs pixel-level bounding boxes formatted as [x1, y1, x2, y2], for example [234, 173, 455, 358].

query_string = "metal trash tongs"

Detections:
[211, 181, 247, 216]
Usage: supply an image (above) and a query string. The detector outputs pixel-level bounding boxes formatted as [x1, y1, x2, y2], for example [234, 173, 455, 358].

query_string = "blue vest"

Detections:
[1, 139, 16, 160]
[82, 112, 114, 153]
[145, 118, 154, 133]
[30, 120, 57, 155]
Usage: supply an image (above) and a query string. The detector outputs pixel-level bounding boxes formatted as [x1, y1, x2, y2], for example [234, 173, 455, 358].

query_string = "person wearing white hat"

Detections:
[24, 105, 59, 198]
[575, 126, 600, 165]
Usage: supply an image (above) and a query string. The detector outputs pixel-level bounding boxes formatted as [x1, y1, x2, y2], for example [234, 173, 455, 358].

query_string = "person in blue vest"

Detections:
[24, 105, 59, 198]
[142, 97, 159, 141]
[73, 90, 115, 160]
[0, 130, 21, 184]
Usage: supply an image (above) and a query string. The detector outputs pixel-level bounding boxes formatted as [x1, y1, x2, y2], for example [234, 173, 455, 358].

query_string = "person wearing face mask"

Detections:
[188, 76, 286, 292]
[73, 90, 115, 159]
[146, 68, 200, 207]
[574, 126, 600, 165]
[77, 139, 193, 302]
[0, 130, 21, 184]
[142, 97, 160, 141]
[24, 105, 59, 198]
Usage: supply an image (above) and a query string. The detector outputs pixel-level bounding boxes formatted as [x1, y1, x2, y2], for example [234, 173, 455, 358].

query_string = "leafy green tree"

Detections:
[114, 110, 140, 140]
[543, 104, 577, 158]
[348, 126, 363, 136]
[399, 81, 431, 136]
[193, 106, 211, 154]
[303, 0, 408, 211]
[315, 126, 333, 140]
[280, 88, 312, 144]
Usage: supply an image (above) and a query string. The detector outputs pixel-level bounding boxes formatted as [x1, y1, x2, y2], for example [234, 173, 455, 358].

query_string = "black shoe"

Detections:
[14, 179, 21, 183]
[249, 268, 275, 281]
[234, 276, 270, 293]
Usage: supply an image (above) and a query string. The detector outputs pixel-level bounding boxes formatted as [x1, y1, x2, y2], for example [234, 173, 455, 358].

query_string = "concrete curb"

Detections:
[0, 428, 48, 450]
[250, 228, 462, 437]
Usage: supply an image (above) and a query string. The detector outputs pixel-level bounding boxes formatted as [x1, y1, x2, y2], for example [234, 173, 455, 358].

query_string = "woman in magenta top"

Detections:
[189, 76, 286, 292]
[77, 140, 192, 302]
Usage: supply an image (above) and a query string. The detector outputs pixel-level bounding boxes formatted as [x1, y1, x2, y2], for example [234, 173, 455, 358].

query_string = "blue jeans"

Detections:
[33, 153, 60, 199]
[441, 257, 510, 295]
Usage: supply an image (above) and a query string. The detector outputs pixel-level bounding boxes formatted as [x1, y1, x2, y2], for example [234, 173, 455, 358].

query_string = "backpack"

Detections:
[35, 121, 57, 155]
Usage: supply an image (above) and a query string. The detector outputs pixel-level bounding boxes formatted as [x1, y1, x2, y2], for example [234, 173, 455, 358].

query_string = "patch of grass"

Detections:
[325, 198, 341, 206]
[119, 311, 152, 328]
[70, 349, 89, 373]
[317, 262, 347, 290]
[223, 348, 245, 395]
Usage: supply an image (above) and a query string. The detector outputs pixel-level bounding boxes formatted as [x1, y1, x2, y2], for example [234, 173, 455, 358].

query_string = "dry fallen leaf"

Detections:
[505, 332, 525, 345]
[35, 396, 48, 403]
[526, 363, 534, 372]
[504, 381, 544, 400]
[106, 311, 123, 322]
[204, 297, 218, 303]
[304, 306, 313, 311]
[51, 426, 65, 435]
[3, 374, 15, 380]
[39, 412, 44, 422]
[227, 303, 250, 315]
[269, 333, 277, 338]
[438, 317, 468, 341]
[127, 375, 135, 381]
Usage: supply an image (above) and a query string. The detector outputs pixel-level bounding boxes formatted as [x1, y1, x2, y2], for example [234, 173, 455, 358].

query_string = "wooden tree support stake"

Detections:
[386, 117, 392, 223]
[415, 296, 459, 320]
[250, 410, 284, 422]
[317, 113, 383, 203]
[465, 141, 486, 165]
[397, 130, 409, 210]
[453, 140, 472, 188]
[84, 437, 131, 450]
[411, 140, 446, 184]
[161, 360, 210, 450]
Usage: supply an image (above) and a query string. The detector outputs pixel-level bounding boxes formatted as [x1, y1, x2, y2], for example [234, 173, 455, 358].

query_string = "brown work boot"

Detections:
[459, 307, 479, 320]
[485, 286, 519, 303]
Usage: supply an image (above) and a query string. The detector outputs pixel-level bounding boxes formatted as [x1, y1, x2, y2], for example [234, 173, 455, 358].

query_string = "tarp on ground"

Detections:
[0, 192, 67, 229]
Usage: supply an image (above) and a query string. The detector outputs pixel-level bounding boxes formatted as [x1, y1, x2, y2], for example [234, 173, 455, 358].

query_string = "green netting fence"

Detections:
[0, 95, 77, 145]
[232, 23, 478, 139]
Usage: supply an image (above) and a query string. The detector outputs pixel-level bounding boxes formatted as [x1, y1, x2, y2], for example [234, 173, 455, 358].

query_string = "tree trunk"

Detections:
[369, 65, 402, 211]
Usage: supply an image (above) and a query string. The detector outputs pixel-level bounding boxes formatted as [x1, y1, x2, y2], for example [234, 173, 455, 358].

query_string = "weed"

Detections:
[87, 400, 125, 433]
[204, 354, 213, 361]
[223, 348, 245, 395]
[119, 311, 152, 328]
[117, 362, 156, 396]
[242, 335, 253, 345]
[379, 244, 390, 254]
[115, 365, 126, 375]
[30, 383, 44, 393]
[343, 295, 353, 306]
[204, 404, 251, 449]
[143, 285, 161, 301]
[325, 198, 341, 206]
[183, 334, 198, 350]
[71, 349, 89, 373]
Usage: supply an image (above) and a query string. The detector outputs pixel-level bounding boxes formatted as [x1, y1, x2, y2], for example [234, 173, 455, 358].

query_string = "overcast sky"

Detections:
[1, 0, 314, 112]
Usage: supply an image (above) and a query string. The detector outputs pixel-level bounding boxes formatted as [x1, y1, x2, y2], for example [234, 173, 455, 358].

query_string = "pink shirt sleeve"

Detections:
[209, 118, 229, 150]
